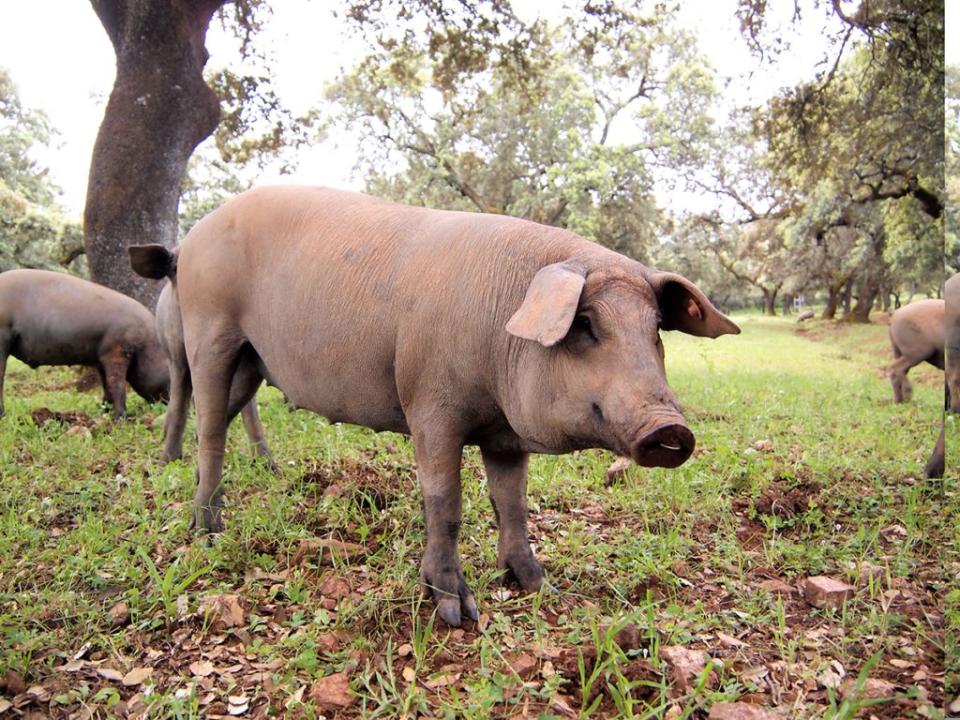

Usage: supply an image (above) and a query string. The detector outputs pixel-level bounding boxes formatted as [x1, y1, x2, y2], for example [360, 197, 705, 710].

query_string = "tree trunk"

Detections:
[781, 292, 794, 315]
[84, 0, 225, 308]
[762, 287, 778, 316]
[822, 285, 840, 320]
[841, 278, 854, 316]
[848, 280, 878, 323]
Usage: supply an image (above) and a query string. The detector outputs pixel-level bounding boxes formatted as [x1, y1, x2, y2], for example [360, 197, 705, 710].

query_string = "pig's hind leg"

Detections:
[226, 355, 277, 472]
[481, 449, 545, 592]
[160, 358, 192, 463]
[188, 333, 246, 533]
[889, 349, 913, 403]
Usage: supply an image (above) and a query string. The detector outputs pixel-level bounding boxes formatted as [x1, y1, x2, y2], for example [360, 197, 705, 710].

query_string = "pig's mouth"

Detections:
[630, 423, 695, 468]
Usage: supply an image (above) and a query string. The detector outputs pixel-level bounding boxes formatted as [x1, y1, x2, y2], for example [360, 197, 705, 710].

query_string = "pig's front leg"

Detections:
[481, 449, 545, 592]
[413, 429, 478, 627]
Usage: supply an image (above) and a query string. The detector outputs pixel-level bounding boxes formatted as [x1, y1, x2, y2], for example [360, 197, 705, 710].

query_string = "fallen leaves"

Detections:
[291, 537, 366, 566]
[199, 593, 246, 629]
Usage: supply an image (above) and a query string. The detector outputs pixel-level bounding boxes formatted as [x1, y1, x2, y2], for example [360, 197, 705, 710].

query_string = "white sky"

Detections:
[0, 1, 950, 216]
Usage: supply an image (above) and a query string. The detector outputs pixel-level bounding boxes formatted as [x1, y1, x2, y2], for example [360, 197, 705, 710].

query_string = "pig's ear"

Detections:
[129, 244, 176, 280]
[506, 263, 586, 346]
[647, 271, 740, 338]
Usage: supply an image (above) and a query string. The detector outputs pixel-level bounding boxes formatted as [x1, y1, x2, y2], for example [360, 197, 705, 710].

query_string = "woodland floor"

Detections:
[0, 312, 956, 719]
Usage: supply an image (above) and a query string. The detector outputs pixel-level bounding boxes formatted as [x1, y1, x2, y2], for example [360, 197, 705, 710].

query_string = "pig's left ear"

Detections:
[506, 262, 586, 346]
[647, 271, 740, 338]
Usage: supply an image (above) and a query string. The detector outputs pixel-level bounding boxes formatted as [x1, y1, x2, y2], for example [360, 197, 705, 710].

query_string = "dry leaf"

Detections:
[309, 672, 355, 709]
[98, 667, 124, 682]
[122, 667, 153, 686]
[190, 660, 215, 677]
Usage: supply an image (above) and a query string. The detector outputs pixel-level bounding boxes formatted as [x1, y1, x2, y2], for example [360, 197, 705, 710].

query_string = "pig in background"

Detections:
[134, 186, 740, 626]
[0, 268, 169, 419]
[889, 298, 945, 405]
[131, 254, 276, 469]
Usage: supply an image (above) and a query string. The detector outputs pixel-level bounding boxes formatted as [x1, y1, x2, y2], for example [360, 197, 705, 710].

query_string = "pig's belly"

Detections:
[12, 327, 100, 368]
[249, 333, 410, 434]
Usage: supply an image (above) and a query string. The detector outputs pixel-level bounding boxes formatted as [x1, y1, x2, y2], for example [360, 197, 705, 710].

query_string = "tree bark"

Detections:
[848, 279, 878, 323]
[822, 284, 840, 320]
[841, 278, 854, 316]
[84, 0, 225, 308]
[762, 287, 778, 316]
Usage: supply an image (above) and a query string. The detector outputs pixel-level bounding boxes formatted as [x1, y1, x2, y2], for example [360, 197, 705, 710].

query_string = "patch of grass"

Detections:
[0, 314, 954, 718]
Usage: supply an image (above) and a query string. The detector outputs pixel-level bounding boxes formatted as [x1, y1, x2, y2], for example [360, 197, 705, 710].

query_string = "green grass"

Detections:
[0, 314, 954, 719]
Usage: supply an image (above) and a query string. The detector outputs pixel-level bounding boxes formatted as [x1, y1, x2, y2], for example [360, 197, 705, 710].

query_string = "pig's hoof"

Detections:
[500, 554, 545, 592]
[190, 499, 225, 534]
[160, 451, 181, 464]
[421, 569, 478, 627]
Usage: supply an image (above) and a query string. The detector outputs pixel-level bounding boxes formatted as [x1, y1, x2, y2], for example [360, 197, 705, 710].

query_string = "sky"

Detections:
[0, 1, 951, 217]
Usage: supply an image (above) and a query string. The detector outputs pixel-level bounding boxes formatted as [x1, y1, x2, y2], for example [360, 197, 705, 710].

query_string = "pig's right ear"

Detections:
[506, 263, 586, 347]
[129, 244, 176, 280]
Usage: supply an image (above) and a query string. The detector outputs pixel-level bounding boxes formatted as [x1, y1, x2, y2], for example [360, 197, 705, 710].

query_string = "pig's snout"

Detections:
[631, 423, 694, 468]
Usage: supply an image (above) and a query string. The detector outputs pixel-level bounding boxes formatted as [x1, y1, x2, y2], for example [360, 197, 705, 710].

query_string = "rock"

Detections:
[309, 672, 355, 709]
[796, 310, 815, 322]
[317, 633, 340, 653]
[605, 458, 632, 485]
[840, 677, 897, 700]
[803, 576, 855, 610]
[708, 701, 774, 719]
[753, 439, 774, 452]
[660, 646, 715, 694]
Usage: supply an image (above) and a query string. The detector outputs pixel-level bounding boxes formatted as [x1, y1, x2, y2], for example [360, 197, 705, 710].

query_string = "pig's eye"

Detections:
[571, 313, 596, 340]
[564, 313, 597, 353]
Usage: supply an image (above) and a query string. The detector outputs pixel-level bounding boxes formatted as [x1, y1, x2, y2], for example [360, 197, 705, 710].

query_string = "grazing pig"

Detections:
[0, 269, 168, 419]
[925, 273, 960, 478]
[889, 298, 944, 403]
[133, 186, 740, 626]
[129, 255, 275, 468]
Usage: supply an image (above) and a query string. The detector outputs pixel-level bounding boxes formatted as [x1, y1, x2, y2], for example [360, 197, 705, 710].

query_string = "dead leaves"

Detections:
[291, 536, 366, 566]
[200, 593, 246, 630]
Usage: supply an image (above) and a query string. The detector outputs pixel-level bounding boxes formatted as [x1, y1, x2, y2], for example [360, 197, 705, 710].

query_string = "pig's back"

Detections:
[890, 299, 945, 364]
[0, 269, 154, 367]
[177, 186, 581, 431]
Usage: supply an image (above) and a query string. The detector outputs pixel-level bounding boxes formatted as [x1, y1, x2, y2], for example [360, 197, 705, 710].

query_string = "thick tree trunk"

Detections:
[84, 0, 224, 308]
[841, 278, 854, 316]
[848, 280, 878, 323]
[781, 292, 794, 315]
[762, 288, 778, 316]
[822, 285, 840, 320]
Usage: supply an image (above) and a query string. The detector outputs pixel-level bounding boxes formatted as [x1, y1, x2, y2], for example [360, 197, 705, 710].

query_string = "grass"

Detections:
[0, 313, 955, 719]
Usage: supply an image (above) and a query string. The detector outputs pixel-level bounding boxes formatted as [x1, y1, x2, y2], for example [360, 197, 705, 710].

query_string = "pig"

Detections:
[924, 273, 960, 478]
[131, 186, 740, 626]
[0, 268, 169, 419]
[130, 257, 275, 468]
[889, 298, 945, 404]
